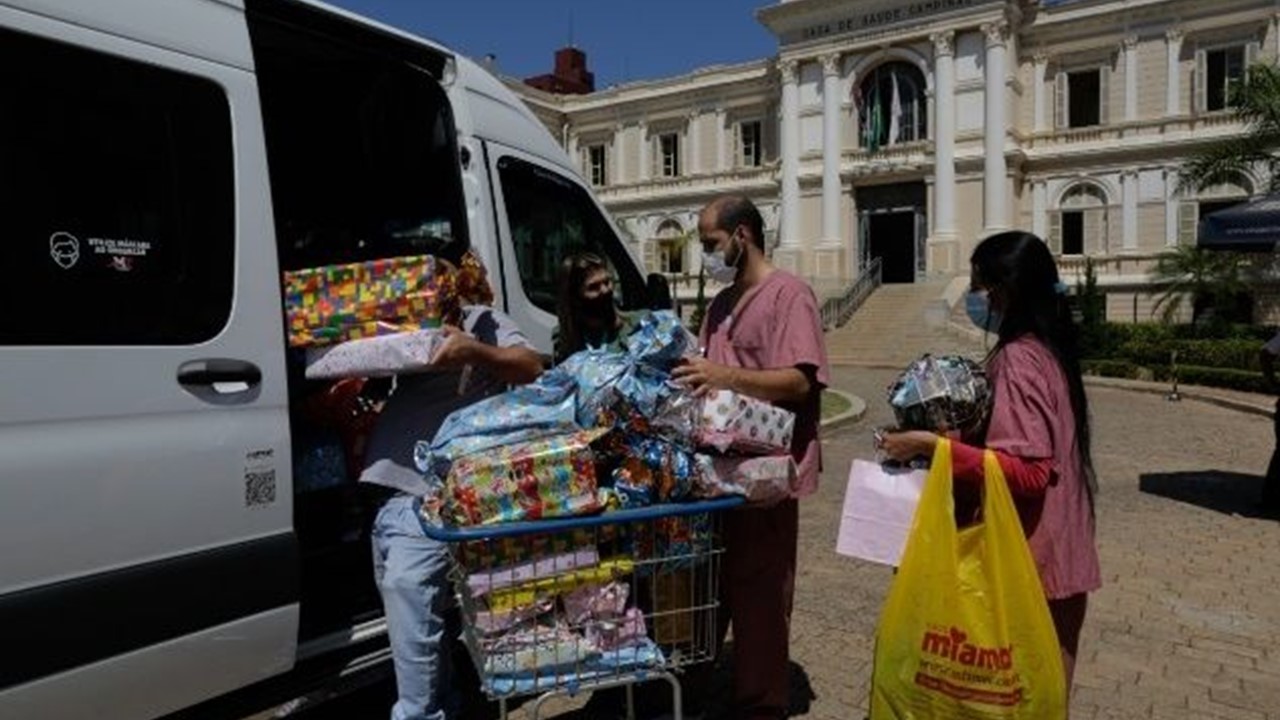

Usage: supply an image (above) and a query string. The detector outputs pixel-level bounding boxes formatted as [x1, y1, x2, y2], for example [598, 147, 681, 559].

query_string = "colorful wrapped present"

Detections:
[417, 368, 580, 481]
[607, 435, 697, 508]
[444, 429, 608, 527]
[694, 454, 796, 506]
[303, 328, 446, 380]
[696, 390, 796, 455]
[485, 557, 634, 613]
[283, 255, 461, 348]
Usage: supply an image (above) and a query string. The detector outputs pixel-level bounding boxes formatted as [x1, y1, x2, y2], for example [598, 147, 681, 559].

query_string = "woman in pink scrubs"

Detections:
[881, 230, 1101, 691]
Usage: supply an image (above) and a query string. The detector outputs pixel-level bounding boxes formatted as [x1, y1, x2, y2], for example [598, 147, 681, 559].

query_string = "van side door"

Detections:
[0, 7, 296, 720]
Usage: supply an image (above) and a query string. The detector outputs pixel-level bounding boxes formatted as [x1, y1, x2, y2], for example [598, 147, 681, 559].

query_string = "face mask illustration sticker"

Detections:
[50, 232, 80, 270]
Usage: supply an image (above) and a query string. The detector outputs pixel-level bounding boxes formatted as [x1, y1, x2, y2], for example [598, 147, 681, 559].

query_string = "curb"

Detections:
[821, 389, 868, 429]
[1083, 376, 1274, 419]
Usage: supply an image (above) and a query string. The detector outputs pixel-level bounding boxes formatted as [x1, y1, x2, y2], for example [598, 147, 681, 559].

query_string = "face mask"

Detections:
[703, 236, 742, 284]
[581, 290, 616, 320]
[965, 290, 1002, 333]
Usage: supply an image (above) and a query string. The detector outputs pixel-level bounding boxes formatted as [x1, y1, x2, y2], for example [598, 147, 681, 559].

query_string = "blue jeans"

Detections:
[372, 494, 456, 720]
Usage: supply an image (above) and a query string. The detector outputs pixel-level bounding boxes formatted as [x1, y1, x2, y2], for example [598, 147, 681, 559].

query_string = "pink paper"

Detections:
[835, 459, 927, 567]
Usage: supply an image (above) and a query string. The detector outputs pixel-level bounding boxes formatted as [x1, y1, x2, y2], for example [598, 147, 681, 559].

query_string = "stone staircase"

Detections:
[824, 278, 991, 367]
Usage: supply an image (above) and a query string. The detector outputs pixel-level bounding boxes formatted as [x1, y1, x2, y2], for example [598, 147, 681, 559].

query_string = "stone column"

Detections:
[780, 58, 801, 247]
[821, 53, 842, 246]
[1033, 181, 1048, 239]
[932, 32, 957, 244]
[1033, 52, 1049, 132]
[716, 106, 728, 171]
[1124, 35, 1139, 122]
[1166, 28, 1183, 116]
[983, 21, 1010, 233]
[614, 124, 626, 185]
[568, 132, 580, 173]
[688, 111, 700, 176]
[1122, 170, 1138, 250]
[639, 119, 650, 181]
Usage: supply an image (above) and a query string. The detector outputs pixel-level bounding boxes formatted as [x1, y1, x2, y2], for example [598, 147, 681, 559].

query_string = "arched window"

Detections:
[857, 62, 928, 150]
[1050, 183, 1109, 256]
[654, 218, 686, 274]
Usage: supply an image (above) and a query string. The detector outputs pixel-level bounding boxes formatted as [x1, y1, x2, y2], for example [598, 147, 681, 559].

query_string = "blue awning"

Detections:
[1198, 195, 1280, 251]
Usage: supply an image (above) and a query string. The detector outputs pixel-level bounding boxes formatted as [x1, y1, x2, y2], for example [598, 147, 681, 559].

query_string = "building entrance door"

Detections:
[856, 182, 927, 283]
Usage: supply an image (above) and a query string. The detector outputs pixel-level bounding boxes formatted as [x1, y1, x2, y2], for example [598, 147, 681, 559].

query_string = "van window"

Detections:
[0, 27, 234, 346]
[496, 156, 646, 312]
[249, 17, 469, 271]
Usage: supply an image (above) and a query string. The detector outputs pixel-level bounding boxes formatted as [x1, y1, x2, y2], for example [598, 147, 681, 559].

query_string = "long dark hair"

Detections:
[971, 231, 1097, 505]
[555, 252, 609, 361]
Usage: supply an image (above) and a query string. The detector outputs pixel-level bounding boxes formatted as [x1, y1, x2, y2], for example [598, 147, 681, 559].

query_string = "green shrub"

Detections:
[1153, 365, 1271, 394]
[1115, 338, 1262, 372]
[1081, 359, 1140, 379]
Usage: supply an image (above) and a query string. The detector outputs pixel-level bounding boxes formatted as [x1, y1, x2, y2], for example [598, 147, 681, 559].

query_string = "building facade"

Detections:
[512, 0, 1280, 321]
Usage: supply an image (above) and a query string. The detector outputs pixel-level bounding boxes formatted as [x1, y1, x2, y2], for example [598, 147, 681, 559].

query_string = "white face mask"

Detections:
[702, 236, 741, 283]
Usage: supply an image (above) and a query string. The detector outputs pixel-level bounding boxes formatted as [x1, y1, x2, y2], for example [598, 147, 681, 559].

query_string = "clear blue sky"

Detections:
[323, 0, 778, 87]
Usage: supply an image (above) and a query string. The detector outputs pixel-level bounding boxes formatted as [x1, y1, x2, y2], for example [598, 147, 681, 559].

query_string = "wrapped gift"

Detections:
[696, 390, 796, 455]
[417, 369, 580, 481]
[303, 328, 446, 380]
[694, 454, 796, 506]
[444, 429, 608, 527]
[283, 255, 461, 348]
[606, 435, 697, 508]
[887, 354, 991, 434]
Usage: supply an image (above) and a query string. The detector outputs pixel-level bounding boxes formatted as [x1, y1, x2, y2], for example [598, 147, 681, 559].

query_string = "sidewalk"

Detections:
[1084, 376, 1275, 418]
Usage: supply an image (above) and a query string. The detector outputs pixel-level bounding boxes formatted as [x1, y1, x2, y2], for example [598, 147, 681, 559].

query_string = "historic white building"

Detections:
[512, 0, 1280, 321]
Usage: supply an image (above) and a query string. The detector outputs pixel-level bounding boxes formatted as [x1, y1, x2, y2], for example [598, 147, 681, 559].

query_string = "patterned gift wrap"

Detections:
[696, 390, 796, 455]
[445, 430, 608, 527]
[282, 255, 462, 348]
[694, 454, 797, 505]
[303, 328, 447, 380]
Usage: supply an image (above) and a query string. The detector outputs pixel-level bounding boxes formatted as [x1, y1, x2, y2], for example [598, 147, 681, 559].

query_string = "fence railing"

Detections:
[819, 257, 883, 331]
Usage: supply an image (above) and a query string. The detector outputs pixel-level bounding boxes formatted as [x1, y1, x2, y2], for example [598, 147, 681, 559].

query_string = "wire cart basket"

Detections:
[420, 496, 742, 719]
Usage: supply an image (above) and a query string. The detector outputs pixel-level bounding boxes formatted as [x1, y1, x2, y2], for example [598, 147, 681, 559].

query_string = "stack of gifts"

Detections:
[283, 254, 462, 348]
[412, 310, 804, 687]
[285, 253, 497, 380]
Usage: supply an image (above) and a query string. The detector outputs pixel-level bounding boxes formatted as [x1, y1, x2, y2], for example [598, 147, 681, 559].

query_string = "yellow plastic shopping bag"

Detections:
[870, 439, 1066, 719]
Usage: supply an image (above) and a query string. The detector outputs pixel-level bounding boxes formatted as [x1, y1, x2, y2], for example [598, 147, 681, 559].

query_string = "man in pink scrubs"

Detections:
[674, 195, 830, 719]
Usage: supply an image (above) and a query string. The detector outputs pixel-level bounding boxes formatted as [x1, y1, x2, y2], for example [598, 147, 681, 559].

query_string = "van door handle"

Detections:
[177, 359, 262, 395]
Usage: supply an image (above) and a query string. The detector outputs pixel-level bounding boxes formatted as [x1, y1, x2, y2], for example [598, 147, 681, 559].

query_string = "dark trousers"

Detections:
[1264, 400, 1280, 513]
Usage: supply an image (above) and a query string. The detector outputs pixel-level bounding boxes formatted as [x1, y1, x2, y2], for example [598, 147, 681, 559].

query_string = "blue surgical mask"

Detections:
[965, 290, 1002, 333]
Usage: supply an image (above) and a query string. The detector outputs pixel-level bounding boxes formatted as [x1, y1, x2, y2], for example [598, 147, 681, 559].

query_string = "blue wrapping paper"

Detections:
[416, 368, 580, 480]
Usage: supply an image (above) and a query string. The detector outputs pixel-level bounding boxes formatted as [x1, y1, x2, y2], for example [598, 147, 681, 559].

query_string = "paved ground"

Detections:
[290, 366, 1280, 719]
[784, 368, 1280, 720]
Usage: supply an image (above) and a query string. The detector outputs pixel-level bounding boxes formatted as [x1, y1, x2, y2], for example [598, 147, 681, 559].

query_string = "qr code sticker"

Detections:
[245, 469, 277, 507]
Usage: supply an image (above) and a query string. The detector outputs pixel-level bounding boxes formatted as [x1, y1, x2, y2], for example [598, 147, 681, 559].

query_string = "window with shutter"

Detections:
[1178, 201, 1198, 244]
[642, 238, 659, 274]
[1085, 207, 1107, 254]
[1048, 211, 1064, 254]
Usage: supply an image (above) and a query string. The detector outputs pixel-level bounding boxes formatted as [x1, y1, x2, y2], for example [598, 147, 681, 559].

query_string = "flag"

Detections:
[888, 72, 902, 147]
[863, 81, 883, 153]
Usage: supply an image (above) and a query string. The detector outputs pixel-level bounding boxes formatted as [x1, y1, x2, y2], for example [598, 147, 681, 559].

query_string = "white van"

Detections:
[0, 1, 668, 718]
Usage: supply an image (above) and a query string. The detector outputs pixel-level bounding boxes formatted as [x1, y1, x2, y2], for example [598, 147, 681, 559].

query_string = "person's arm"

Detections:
[952, 441, 1053, 496]
[672, 358, 812, 403]
[430, 325, 543, 385]
[878, 431, 1052, 496]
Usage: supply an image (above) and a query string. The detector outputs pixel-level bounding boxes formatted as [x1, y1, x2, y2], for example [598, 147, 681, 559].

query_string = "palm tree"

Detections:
[1181, 63, 1280, 194]
[1162, 63, 1280, 324]
[1149, 244, 1258, 324]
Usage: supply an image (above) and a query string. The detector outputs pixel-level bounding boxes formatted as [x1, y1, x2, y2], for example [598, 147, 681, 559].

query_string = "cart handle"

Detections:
[416, 496, 746, 542]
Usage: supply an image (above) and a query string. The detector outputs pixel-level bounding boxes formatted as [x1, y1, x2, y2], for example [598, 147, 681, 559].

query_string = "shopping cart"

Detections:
[420, 496, 743, 719]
